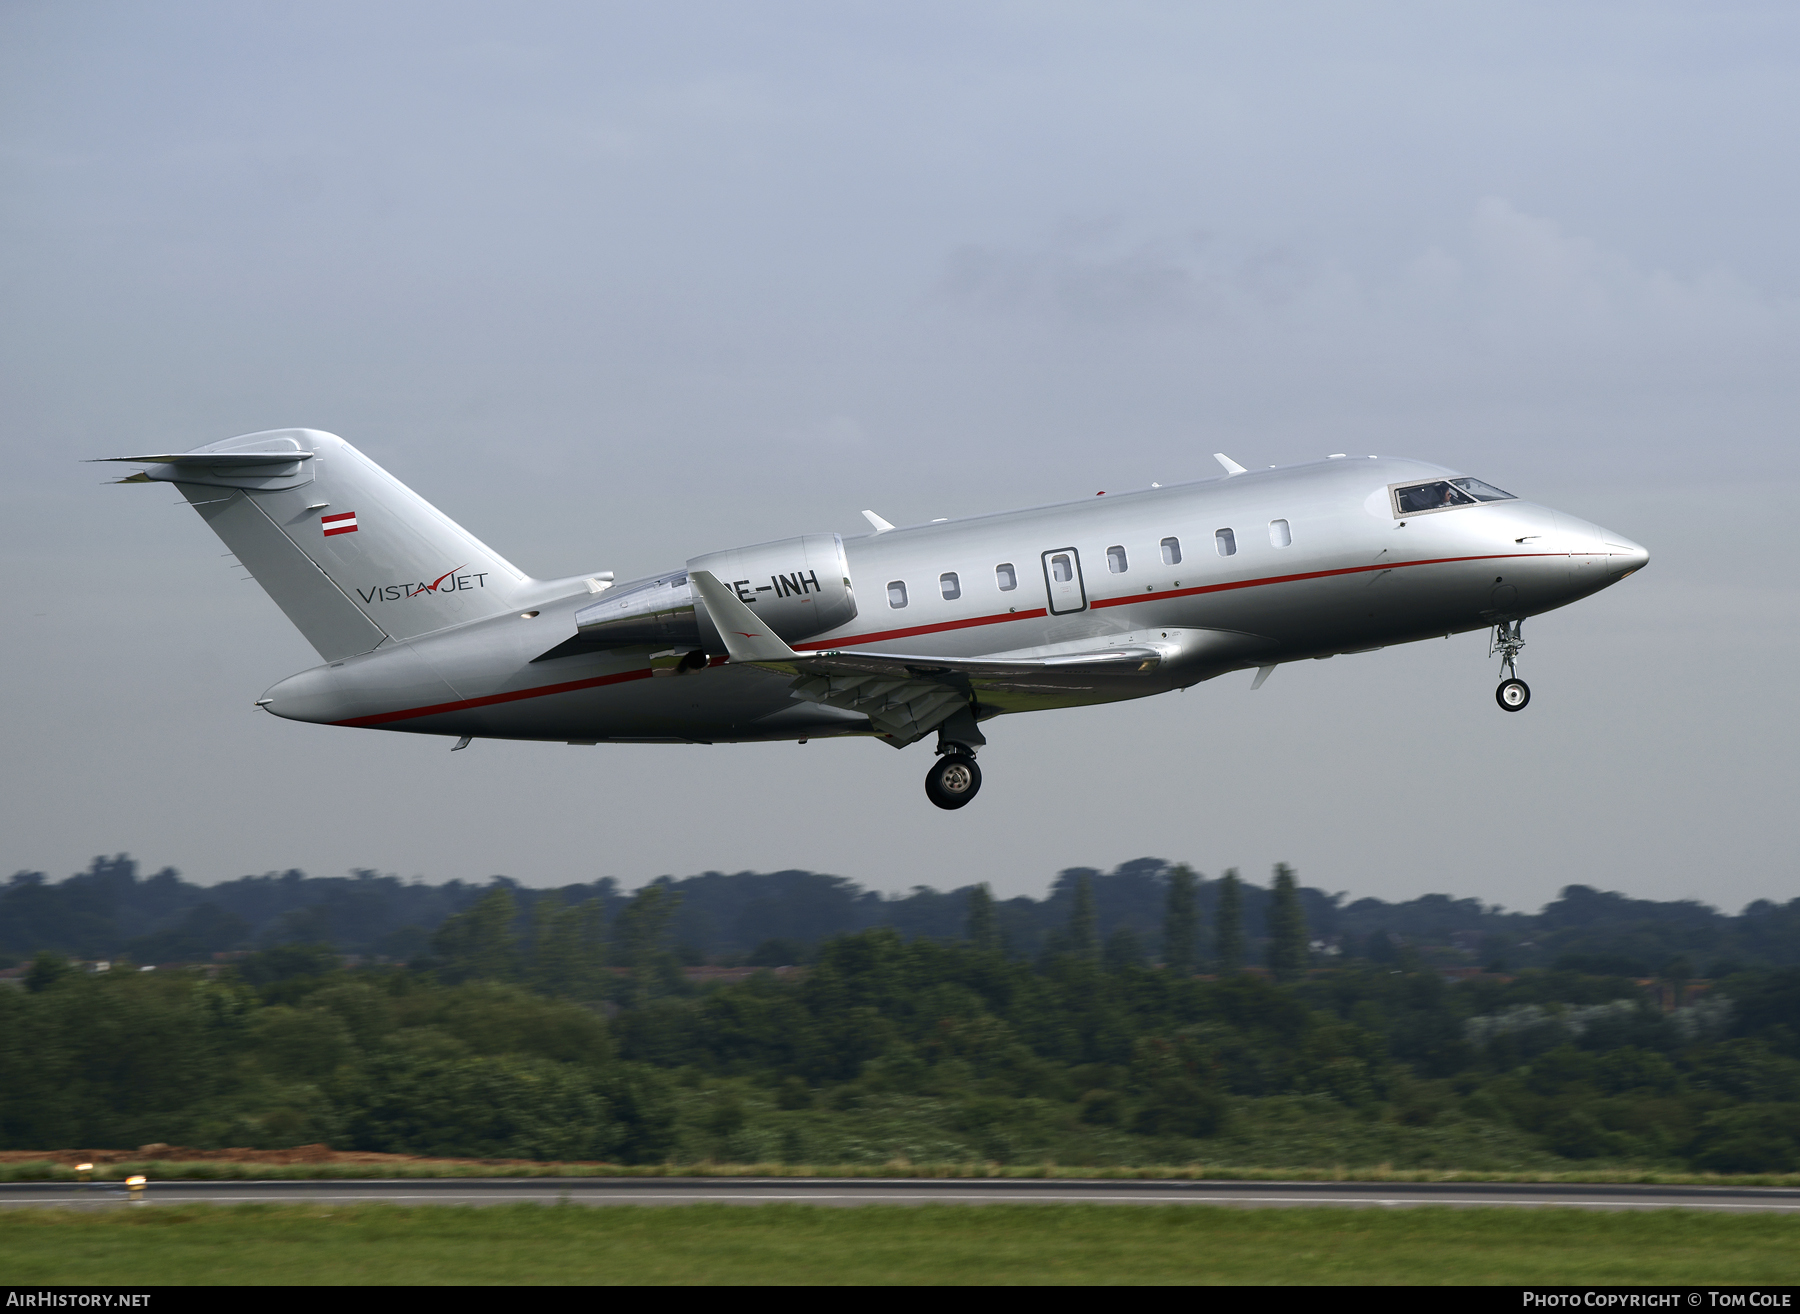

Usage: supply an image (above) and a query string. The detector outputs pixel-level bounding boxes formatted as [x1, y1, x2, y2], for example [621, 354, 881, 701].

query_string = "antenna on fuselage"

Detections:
[862, 510, 895, 533]
[1213, 453, 1247, 476]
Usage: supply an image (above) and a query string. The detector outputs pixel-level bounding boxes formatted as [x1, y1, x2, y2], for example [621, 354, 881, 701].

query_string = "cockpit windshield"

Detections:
[1393, 477, 1516, 516]
[1452, 478, 1515, 502]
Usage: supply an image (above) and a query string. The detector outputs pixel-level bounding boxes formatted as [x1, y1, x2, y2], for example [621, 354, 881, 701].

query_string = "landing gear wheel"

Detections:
[925, 753, 982, 810]
[1497, 678, 1531, 712]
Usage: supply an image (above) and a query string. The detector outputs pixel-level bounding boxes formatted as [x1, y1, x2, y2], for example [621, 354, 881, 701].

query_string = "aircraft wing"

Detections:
[780, 648, 1163, 746]
[690, 569, 1181, 746]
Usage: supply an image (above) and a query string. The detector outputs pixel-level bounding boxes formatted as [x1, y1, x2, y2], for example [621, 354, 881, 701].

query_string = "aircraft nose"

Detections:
[1601, 532, 1650, 579]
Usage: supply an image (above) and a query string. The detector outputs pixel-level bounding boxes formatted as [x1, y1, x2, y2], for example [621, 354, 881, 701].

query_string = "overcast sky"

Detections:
[4, 2, 1796, 912]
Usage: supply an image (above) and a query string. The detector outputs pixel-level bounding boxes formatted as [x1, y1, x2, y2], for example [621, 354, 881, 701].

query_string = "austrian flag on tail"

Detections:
[321, 511, 358, 537]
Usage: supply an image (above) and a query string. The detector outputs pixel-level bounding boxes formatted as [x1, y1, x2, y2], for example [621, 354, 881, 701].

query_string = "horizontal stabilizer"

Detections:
[94, 450, 314, 465]
[103, 428, 532, 661]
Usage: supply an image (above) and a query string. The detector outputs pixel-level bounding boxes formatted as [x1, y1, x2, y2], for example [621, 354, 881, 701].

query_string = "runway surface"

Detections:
[5, 1178, 1799, 1212]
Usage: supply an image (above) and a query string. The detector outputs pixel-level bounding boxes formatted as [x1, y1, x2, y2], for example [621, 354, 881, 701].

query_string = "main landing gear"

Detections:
[1491, 620, 1530, 712]
[925, 705, 987, 809]
[925, 751, 982, 810]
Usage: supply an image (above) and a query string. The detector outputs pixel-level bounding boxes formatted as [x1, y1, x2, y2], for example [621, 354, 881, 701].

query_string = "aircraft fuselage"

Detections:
[257, 454, 1645, 746]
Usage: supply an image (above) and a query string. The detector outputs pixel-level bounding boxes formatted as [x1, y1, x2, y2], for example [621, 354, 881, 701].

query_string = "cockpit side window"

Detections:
[1392, 478, 1515, 517]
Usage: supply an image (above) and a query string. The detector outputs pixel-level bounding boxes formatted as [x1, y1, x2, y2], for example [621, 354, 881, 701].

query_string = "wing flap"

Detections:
[789, 673, 967, 744]
[791, 645, 1163, 683]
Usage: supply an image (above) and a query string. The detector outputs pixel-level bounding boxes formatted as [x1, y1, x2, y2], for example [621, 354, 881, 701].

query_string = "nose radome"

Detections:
[1602, 531, 1650, 578]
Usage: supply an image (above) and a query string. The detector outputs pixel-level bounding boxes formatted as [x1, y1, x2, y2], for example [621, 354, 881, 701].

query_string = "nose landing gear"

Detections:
[1491, 621, 1530, 712]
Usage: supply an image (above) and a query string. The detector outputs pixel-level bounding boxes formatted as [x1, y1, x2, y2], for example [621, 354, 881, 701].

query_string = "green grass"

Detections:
[1, 1203, 1796, 1285]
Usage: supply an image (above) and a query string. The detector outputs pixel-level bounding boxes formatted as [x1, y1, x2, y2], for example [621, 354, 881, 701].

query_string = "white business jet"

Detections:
[100, 432, 1646, 808]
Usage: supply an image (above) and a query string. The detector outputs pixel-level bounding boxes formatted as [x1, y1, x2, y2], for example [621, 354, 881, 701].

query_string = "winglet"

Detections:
[1213, 453, 1247, 476]
[689, 570, 802, 664]
[861, 510, 895, 533]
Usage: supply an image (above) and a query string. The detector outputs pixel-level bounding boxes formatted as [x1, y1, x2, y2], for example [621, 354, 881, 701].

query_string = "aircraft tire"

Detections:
[1496, 678, 1530, 712]
[925, 753, 982, 810]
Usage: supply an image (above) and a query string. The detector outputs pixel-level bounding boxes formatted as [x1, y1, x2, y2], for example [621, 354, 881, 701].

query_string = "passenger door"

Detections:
[1041, 547, 1087, 615]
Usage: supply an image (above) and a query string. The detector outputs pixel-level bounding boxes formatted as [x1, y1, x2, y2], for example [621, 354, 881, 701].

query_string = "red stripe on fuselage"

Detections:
[332, 667, 654, 727]
[804, 552, 1566, 644]
[791, 606, 1050, 651]
[333, 551, 1572, 727]
[1089, 551, 1563, 609]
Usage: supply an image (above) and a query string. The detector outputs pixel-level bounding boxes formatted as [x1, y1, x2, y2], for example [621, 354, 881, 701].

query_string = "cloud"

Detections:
[930, 200, 1800, 467]
[1401, 199, 1796, 367]
[938, 223, 1310, 325]
[943, 199, 1795, 347]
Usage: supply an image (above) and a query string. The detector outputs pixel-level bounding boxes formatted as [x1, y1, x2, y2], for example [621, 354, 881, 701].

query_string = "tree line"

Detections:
[7, 854, 1798, 978]
[4, 869, 1798, 1173]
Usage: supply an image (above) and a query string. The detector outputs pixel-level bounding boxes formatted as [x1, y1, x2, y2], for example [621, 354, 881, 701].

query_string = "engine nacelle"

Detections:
[569, 534, 858, 653]
[571, 570, 699, 647]
[688, 533, 858, 650]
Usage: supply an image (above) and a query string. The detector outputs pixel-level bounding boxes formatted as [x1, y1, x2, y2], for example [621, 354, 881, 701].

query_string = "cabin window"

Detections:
[887, 580, 908, 608]
[1269, 519, 1291, 548]
[1049, 553, 1074, 583]
[940, 572, 960, 600]
[1215, 528, 1236, 557]
[996, 563, 1017, 591]
[1160, 536, 1182, 566]
[1106, 545, 1128, 574]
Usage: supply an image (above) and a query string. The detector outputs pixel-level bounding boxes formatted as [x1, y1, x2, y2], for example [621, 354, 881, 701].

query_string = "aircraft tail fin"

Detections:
[99, 429, 532, 661]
